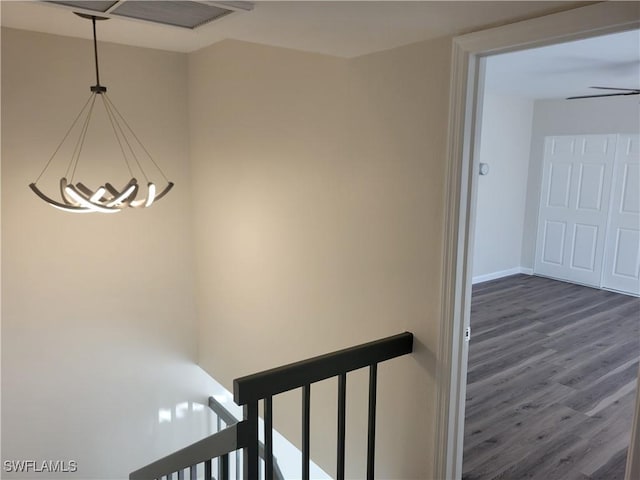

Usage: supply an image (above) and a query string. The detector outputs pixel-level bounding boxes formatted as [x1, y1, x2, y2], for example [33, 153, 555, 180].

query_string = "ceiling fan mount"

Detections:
[566, 86, 640, 100]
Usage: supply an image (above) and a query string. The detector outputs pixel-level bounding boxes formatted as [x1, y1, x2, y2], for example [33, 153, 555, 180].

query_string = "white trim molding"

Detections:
[436, 3, 640, 480]
[472, 267, 533, 285]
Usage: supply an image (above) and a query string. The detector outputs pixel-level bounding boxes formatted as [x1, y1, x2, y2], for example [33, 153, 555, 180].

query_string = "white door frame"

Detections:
[435, 3, 640, 480]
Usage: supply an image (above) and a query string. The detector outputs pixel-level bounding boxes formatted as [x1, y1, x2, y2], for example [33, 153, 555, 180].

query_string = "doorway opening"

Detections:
[436, 4, 640, 480]
[463, 30, 639, 480]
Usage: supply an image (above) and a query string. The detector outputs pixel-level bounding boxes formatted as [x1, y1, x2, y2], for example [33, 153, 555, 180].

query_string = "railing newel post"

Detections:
[243, 402, 259, 480]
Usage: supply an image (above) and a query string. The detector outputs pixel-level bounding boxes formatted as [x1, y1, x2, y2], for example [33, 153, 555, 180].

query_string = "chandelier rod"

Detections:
[75, 12, 108, 93]
[92, 16, 101, 89]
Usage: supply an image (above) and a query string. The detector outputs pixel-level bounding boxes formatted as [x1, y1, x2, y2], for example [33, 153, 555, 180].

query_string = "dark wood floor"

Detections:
[462, 274, 640, 480]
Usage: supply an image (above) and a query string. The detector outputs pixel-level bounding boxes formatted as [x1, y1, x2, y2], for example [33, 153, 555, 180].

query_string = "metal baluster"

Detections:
[366, 363, 378, 480]
[337, 373, 347, 480]
[243, 402, 259, 480]
[205, 459, 212, 480]
[220, 454, 229, 480]
[302, 384, 311, 480]
[177, 469, 184, 480]
[265, 395, 274, 480]
[189, 464, 197, 480]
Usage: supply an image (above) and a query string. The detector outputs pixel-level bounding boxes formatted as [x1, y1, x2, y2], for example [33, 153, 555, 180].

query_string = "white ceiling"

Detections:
[1, 1, 587, 57]
[484, 29, 640, 99]
[2, 1, 636, 100]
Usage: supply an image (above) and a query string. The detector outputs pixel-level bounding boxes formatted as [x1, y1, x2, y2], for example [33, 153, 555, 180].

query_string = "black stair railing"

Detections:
[208, 396, 285, 480]
[130, 331, 413, 480]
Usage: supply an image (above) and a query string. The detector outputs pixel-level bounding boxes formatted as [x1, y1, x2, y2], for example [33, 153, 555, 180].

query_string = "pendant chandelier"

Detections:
[29, 13, 173, 213]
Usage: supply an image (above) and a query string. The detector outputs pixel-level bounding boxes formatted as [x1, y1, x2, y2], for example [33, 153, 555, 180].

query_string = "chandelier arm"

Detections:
[146, 183, 156, 207]
[74, 183, 111, 204]
[30, 183, 89, 212]
[68, 93, 98, 182]
[131, 181, 174, 208]
[90, 186, 108, 203]
[105, 180, 138, 206]
[104, 93, 171, 183]
[130, 182, 156, 208]
[105, 181, 138, 207]
[76, 182, 111, 204]
[73, 184, 103, 203]
[65, 184, 121, 213]
[99, 94, 135, 179]
[104, 183, 120, 197]
[33, 93, 95, 184]
[75, 182, 96, 198]
[154, 182, 175, 202]
[60, 178, 80, 206]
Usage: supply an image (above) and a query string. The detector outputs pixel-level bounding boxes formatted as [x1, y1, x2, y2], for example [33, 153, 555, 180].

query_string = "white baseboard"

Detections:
[472, 267, 533, 284]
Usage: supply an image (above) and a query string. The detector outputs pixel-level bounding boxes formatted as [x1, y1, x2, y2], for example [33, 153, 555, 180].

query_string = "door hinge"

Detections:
[464, 326, 471, 342]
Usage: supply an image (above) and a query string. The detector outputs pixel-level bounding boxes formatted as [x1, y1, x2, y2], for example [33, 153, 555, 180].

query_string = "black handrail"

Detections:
[130, 332, 414, 480]
[234, 332, 414, 404]
[129, 421, 248, 480]
[208, 396, 239, 426]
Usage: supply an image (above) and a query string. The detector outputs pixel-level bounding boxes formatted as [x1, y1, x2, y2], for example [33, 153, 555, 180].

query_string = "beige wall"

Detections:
[4, 23, 454, 478]
[472, 93, 534, 281]
[189, 37, 451, 478]
[1, 28, 218, 479]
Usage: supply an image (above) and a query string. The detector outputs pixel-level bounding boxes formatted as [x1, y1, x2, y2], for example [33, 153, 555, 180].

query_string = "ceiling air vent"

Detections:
[111, 1, 231, 29]
[46, 1, 253, 29]
[48, 1, 119, 12]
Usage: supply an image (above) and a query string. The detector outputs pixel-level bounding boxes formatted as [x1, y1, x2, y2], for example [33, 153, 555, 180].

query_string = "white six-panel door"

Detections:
[535, 135, 616, 287]
[535, 134, 640, 295]
[601, 134, 640, 295]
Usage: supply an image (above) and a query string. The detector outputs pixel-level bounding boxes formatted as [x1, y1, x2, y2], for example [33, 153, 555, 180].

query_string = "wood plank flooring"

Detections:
[462, 274, 640, 480]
